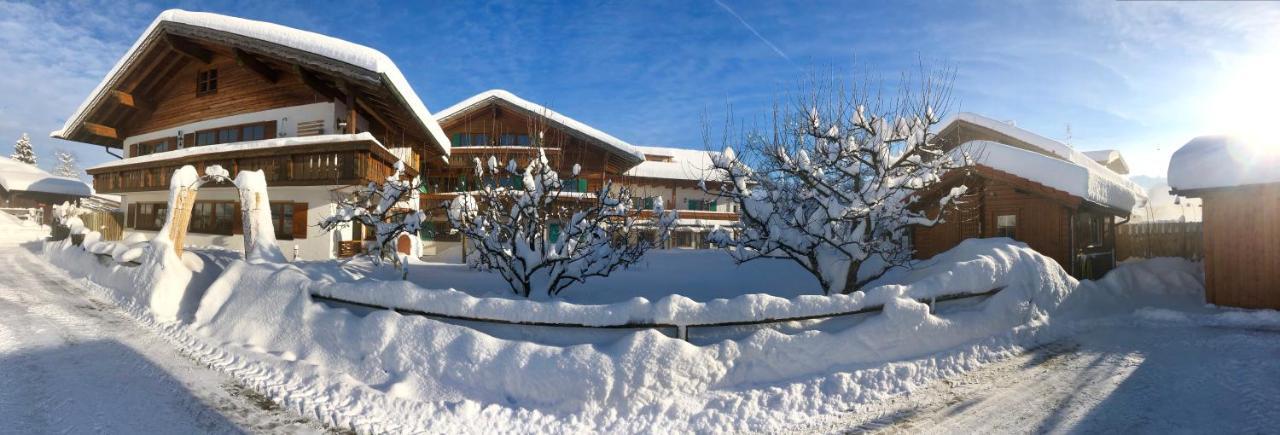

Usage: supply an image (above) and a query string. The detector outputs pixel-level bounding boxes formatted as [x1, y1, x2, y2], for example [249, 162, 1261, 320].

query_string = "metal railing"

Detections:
[310, 287, 1003, 342]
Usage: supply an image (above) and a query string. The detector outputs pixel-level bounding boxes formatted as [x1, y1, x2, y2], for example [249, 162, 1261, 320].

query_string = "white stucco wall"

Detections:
[119, 185, 348, 260]
[123, 102, 338, 154]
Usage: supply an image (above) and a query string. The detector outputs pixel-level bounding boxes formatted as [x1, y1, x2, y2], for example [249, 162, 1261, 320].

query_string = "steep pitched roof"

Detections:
[51, 9, 450, 155]
[435, 89, 645, 164]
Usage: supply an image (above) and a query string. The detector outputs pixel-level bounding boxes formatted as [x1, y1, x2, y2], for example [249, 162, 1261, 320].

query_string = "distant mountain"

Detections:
[1128, 175, 1166, 191]
[1127, 175, 1202, 223]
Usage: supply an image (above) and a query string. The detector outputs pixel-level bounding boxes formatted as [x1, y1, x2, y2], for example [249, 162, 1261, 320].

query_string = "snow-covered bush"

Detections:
[319, 160, 425, 269]
[704, 68, 970, 294]
[446, 147, 678, 297]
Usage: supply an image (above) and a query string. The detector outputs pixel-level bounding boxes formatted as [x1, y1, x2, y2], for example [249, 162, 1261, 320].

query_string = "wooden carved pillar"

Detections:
[168, 187, 198, 257]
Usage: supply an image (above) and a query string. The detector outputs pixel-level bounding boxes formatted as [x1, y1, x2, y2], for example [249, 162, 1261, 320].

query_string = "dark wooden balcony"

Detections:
[86, 137, 415, 193]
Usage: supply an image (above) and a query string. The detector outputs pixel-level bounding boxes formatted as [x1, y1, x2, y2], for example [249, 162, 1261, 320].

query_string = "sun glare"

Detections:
[1207, 46, 1280, 153]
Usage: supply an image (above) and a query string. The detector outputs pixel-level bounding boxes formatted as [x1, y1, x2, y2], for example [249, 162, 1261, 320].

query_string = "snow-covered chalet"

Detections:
[911, 113, 1147, 279]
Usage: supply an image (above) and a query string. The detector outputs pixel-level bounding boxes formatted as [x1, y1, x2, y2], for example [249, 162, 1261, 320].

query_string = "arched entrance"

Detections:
[163, 165, 285, 262]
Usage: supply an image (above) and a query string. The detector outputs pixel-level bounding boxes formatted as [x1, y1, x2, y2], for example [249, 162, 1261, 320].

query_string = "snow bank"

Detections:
[53, 9, 450, 154]
[40, 222, 1216, 433]
[1168, 135, 1280, 191]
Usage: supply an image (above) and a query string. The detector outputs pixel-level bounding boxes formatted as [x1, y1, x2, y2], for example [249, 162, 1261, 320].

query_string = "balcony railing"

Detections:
[87, 137, 415, 193]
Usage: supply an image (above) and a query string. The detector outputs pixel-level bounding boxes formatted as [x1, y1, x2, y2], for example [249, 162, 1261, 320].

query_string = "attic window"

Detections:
[196, 69, 218, 96]
[996, 214, 1017, 239]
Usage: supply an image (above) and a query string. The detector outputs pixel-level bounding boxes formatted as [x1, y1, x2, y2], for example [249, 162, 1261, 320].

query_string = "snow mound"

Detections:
[1168, 135, 1280, 191]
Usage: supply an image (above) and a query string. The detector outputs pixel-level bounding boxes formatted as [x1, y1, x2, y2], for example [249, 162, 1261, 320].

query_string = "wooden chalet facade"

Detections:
[1169, 136, 1280, 309]
[912, 113, 1145, 279]
[54, 10, 450, 259]
[418, 90, 738, 259]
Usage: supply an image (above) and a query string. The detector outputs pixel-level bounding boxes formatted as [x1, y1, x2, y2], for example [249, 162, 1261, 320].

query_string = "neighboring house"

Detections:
[912, 113, 1146, 279]
[0, 158, 93, 224]
[1168, 136, 1280, 309]
[420, 90, 736, 260]
[54, 10, 450, 260]
[622, 145, 737, 249]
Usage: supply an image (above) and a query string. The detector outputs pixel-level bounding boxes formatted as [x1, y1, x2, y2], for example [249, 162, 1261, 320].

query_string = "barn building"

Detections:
[1168, 136, 1280, 309]
[912, 113, 1146, 279]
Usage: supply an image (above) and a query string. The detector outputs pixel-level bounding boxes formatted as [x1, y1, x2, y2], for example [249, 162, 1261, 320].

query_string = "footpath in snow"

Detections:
[0, 242, 323, 433]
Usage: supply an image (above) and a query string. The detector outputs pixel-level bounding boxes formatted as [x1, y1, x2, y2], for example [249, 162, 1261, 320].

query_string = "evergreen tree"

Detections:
[10, 133, 36, 165]
[53, 149, 82, 179]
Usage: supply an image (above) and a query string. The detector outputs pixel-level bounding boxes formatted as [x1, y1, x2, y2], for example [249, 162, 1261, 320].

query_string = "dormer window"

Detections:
[196, 69, 218, 96]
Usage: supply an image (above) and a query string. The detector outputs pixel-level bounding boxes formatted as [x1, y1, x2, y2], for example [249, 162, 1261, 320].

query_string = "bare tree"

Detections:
[702, 65, 971, 294]
[446, 146, 678, 298]
[319, 161, 426, 270]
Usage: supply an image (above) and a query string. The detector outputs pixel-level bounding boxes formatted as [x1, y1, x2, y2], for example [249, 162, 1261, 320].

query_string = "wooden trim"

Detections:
[110, 90, 153, 112]
[232, 202, 243, 235]
[164, 33, 212, 64]
[291, 202, 308, 239]
[233, 48, 278, 83]
[295, 65, 343, 101]
[83, 122, 119, 140]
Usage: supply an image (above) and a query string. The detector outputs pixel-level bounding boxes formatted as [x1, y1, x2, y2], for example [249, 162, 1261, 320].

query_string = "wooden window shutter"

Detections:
[291, 203, 308, 239]
[183, 133, 195, 149]
[232, 202, 243, 235]
[265, 121, 278, 139]
[127, 203, 137, 228]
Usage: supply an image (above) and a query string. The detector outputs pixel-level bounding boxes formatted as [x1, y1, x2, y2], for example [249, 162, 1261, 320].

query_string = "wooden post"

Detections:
[168, 187, 198, 257]
[346, 93, 358, 134]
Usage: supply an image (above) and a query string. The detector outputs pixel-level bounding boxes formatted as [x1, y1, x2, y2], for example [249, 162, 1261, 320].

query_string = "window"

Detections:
[242, 124, 266, 141]
[135, 203, 168, 231]
[500, 134, 516, 146]
[996, 214, 1017, 239]
[196, 69, 218, 96]
[196, 131, 216, 146]
[190, 201, 235, 235]
[217, 128, 239, 144]
[471, 133, 489, 146]
[517, 134, 531, 146]
[548, 223, 561, 242]
[132, 138, 172, 157]
[686, 199, 714, 211]
[271, 202, 294, 240]
[451, 133, 471, 147]
[643, 197, 655, 210]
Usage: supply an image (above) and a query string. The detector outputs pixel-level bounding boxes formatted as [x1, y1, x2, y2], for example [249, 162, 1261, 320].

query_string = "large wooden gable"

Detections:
[54, 11, 448, 159]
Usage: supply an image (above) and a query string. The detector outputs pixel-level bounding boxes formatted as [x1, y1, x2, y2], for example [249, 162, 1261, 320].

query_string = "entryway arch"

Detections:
[163, 165, 285, 262]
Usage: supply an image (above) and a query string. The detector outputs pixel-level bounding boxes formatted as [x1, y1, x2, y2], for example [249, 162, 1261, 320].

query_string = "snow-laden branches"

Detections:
[703, 66, 971, 294]
[52, 149, 81, 179]
[319, 161, 425, 270]
[446, 147, 678, 298]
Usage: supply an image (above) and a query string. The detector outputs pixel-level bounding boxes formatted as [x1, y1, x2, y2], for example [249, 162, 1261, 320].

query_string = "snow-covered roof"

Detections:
[960, 141, 1146, 211]
[0, 159, 92, 197]
[1168, 136, 1280, 192]
[938, 113, 1143, 209]
[624, 145, 719, 181]
[51, 9, 451, 155]
[1082, 150, 1129, 175]
[87, 133, 382, 171]
[435, 89, 645, 163]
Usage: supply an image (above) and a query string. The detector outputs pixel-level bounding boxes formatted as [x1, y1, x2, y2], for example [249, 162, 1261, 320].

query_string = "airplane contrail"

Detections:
[713, 0, 792, 62]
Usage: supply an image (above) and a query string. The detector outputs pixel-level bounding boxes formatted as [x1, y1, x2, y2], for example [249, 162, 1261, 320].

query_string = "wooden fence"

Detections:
[1116, 222, 1202, 260]
[80, 210, 124, 241]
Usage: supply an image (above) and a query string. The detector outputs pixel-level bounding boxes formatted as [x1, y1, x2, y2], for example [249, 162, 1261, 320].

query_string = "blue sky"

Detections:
[3, 0, 1279, 180]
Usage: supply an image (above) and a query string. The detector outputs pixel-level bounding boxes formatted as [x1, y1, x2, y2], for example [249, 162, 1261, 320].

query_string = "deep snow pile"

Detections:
[39, 231, 1214, 433]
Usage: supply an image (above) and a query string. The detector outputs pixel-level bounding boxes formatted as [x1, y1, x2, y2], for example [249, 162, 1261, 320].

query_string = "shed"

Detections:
[912, 113, 1146, 279]
[1168, 136, 1280, 309]
[0, 159, 93, 224]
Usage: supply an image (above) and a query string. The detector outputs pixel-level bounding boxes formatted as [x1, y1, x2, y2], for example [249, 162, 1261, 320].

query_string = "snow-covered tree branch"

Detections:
[702, 66, 971, 294]
[319, 161, 426, 270]
[446, 147, 678, 298]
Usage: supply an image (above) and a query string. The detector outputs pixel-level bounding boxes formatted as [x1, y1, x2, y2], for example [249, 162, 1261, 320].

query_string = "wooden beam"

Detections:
[234, 48, 278, 83]
[343, 83, 358, 134]
[294, 65, 344, 101]
[83, 122, 119, 140]
[355, 97, 394, 135]
[109, 90, 153, 112]
[163, 34, 212, 64]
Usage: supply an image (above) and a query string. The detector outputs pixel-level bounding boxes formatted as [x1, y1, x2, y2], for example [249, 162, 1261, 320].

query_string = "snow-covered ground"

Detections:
[12, 209, 1280, 433]
[808, 312, 1280, 433]
[0, 241, 323, 433]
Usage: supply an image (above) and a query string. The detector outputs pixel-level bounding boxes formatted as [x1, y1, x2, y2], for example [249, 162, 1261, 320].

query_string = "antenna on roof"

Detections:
[1064, 123, 1073, 147]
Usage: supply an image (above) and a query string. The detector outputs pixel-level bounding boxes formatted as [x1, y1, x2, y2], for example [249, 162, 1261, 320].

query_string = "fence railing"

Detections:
[1116, 222, 1202, 260]
[310, 287, 1003, 342]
